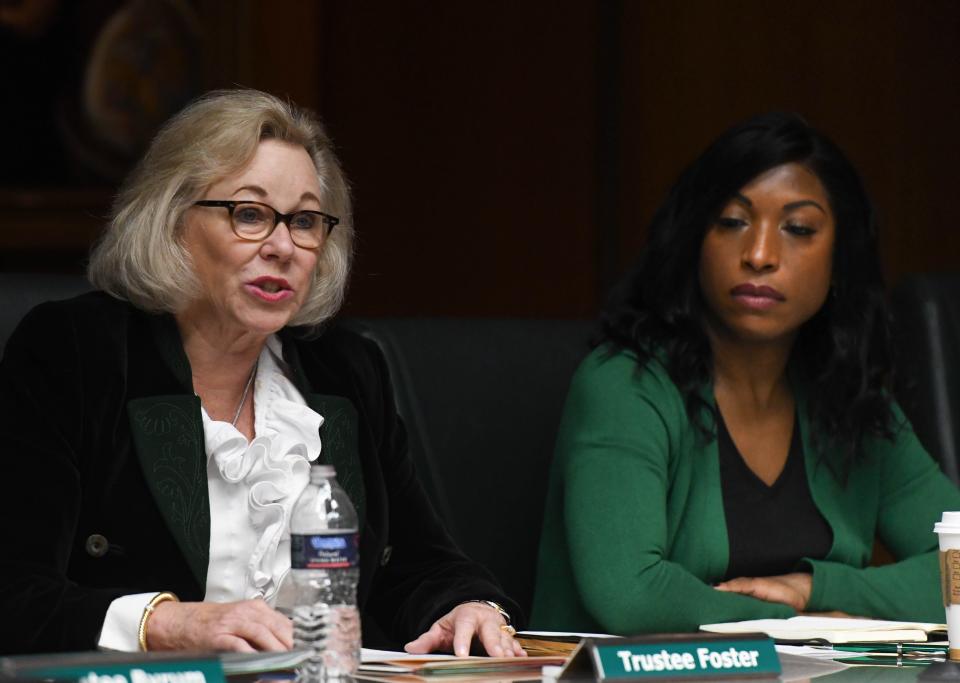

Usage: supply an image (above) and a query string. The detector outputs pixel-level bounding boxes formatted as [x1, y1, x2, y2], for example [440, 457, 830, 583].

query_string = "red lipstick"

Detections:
[245, 276, 293, 303]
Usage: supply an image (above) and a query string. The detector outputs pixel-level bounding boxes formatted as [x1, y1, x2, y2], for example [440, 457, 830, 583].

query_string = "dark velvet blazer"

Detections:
[0, 292, 517, 654]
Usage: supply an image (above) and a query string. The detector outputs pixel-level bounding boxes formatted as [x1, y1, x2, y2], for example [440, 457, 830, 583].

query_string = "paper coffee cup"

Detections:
[934, 512, 960, 660]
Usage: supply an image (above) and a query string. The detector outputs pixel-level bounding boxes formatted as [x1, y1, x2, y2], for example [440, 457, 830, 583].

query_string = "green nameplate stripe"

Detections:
[561, 633, 780, 680]
[2, 654, 225, 683]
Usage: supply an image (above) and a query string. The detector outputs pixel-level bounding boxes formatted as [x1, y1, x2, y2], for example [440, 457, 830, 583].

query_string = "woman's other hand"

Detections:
[404, 602, 526, 657]
[714, 572, 812, 611]
[147, 599, 293, 652]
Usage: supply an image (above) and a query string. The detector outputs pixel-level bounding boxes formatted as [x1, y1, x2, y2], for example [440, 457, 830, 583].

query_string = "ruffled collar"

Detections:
[201, 335, 322, 602]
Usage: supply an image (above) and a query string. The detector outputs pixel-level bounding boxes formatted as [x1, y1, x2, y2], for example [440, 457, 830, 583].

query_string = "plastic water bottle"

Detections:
[290, 464, 361, 680]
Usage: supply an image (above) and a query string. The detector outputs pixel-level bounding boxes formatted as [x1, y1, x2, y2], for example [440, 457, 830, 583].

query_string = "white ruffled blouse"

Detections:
[202, 335, 323, 604]
[99, 335, 324, 650]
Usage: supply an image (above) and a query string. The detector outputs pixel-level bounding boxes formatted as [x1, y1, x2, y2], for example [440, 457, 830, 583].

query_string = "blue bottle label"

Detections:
[291, 532, 360, 569]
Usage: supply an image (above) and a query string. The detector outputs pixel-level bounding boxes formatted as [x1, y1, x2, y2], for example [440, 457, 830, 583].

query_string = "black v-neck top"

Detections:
[717, 410, 833, 580]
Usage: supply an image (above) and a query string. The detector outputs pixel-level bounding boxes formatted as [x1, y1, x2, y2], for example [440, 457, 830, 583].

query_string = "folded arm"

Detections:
[804, 411, 960, 622]
[558, 354, 795, 634]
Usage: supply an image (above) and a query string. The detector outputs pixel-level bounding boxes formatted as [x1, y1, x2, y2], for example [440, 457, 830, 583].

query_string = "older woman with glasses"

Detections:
[0, 89, 523, 658]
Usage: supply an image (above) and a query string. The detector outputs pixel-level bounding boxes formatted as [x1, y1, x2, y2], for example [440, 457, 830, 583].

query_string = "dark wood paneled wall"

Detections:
[3, 1, 958, 316]
[316, 3, 599, 316]
[618, 0, 960, 288]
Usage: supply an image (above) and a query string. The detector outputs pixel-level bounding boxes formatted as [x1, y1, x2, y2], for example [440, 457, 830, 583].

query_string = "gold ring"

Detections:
[500, 624, 517, 636]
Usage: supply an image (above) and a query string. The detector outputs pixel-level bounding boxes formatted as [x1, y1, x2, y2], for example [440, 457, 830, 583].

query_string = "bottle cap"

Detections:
[312, 464, 336, 478]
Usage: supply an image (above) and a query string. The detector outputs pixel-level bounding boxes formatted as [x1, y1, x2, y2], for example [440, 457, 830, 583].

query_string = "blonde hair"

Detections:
[88, 89, 353, 327]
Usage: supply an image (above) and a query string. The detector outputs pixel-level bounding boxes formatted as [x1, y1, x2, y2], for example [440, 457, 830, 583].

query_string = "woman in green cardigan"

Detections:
[532, 112, 960, 634]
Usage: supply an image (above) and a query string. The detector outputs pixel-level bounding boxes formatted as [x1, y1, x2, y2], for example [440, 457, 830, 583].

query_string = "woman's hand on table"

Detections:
[147, 598, 292, 652]
[714, 572, 812, 611]
[404, 602, 526, 658]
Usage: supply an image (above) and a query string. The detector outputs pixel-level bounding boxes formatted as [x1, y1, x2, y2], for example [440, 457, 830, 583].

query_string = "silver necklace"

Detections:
[232, 360, 258, 427]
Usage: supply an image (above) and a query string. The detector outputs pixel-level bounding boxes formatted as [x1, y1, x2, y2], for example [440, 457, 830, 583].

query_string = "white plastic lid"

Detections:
[934, 511, 960, 533]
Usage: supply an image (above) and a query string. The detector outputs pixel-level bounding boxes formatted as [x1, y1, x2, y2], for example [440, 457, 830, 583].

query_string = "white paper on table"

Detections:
[361, 647, 458, 662]
[518, 629, 616, 639]
[701, 615, 946, 643]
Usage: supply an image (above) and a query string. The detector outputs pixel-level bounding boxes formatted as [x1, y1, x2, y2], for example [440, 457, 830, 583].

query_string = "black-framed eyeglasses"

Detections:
[193, 200, 340, 249]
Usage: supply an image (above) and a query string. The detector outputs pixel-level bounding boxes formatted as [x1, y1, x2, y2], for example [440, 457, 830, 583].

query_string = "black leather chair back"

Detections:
[0, 273, 91, 356]
[348, 318, 592, 618]
[891, 273, 960, 485]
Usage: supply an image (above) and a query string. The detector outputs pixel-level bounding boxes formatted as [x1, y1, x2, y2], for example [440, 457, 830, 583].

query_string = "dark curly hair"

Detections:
[599, 112, 894, 469]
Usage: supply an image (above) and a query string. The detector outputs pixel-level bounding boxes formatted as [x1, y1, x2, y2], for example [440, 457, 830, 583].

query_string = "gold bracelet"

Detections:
[138, 591, 179, 651]
[464, 599, 512, 626]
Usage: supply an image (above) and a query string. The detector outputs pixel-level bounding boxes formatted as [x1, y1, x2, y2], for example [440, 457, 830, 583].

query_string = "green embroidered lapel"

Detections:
[305, 394, 366, 529]
[126, 318, 366, 586]
[127, 395, 210, 588]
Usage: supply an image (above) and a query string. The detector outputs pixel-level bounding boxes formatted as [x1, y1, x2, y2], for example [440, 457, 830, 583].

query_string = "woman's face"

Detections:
[179, 139, 322, 339]
[698, 162, 835, 347]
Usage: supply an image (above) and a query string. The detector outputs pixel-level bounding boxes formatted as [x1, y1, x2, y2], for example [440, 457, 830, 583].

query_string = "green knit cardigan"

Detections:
[531, 347, 960, 634]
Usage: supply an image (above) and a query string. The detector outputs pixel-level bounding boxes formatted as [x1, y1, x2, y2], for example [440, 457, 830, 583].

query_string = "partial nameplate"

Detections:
[559, 632, 780, 681]
[0, 652, 225, 683]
